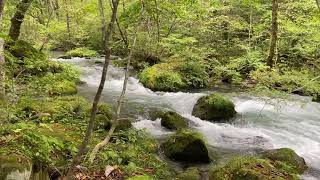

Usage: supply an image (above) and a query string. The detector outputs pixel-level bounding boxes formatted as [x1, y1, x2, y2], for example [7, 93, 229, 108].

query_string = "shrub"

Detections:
[178, 61, 209, 88]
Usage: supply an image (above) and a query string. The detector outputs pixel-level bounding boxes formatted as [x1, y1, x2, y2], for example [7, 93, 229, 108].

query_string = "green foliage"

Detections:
[209, 156, 300, 180]
[49, 80, 77, 95]
[65, 47, 98, 58]
[251, 68, 320, 100]
[92, 129, 174, 179]
[178, 61, 209, 88]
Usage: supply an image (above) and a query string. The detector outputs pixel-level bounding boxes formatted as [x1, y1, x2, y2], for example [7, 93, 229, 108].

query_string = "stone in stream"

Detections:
[161, 129, 210, 163]
[261, 148, 307, 174]
[192, 93, 236, 122]
[0, 154, 31, 180]
[160, 111, 187, 130]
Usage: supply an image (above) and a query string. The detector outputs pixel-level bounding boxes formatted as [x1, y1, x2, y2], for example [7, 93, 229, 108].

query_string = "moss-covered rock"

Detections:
[65, 47, 98, 58]
[0, 154, 31, 180]
[161, 129, 210, 163]
[192, 93, 236, 122]
[97, 104, 113, 120]
[262, 148, 307, 174]
[139, 63, 185, 91]
[160, 111, 187, 130]
[104, 119, 132, 132]
[148, 110, 165, 121]
[49, 80, 77, 95]
[209, 156, 300, 180]
[176, 167, 201, 180]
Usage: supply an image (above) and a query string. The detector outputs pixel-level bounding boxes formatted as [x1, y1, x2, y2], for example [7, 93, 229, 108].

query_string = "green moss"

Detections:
[262, 148, 307, 174]
[97, 103, 113, 120]
[127, 175, 154, 180]
[176, 167, 201, 180]
[160, 111, 187, 130]
[65, 47, 98, 58]
[161, 129, 210, 163]
[49, 80, 77, 95]
[178, 61, 209, 88]
[104, 119, 133, 132]
[192, 93, 236, 122]
[209, 157, 299, 180]
[139, 63, 185, 91]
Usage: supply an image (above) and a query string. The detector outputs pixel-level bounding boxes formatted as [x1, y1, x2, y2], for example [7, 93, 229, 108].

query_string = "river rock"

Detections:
[262, 148, 307, 173]
[192, 93, 236, 122]
[161, 129, 210, 163]
[0, 154, 31, 180]
[176, 167, 201, 180]
[160, 111, 187, 130]
[209, 156, 300, 180]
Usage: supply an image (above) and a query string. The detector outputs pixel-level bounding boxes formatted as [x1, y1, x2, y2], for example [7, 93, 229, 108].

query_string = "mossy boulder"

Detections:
[161, 129, 210, 163]
[176, 167, 201, 180]
[139, 63, 185, 91]
[209, 156, 300, 180]
[97, 104, 113, 119]
[262, 148, 307, 174]
[192, 93, 236, 122]
[160, 111, 187, 130]
[0, 154, 31, 180]
[49, 80, 77, 95]
[65, 47, 98, 58]
[148, 110, 165, 121]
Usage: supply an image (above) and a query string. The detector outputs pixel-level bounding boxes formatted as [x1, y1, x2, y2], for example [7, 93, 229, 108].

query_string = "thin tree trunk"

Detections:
[66, 0, 120, 176]
[64, 0, 71, 41]
[8, 0, 33, 42]
[89, 2, 144, 163]
[0, 0, 5, 101]
[267, 0, 279, 68]
[154, 0, 160, 42]
[116, 18, 129, 49]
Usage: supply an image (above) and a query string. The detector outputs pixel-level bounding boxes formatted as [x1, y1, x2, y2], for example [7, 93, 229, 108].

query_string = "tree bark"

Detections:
[0, 0, 5, 101]
[66, 0, 120, 176]
[8, 0, 33, 42]
[267, 0, 279, 68]
[89, 3, 144, 163]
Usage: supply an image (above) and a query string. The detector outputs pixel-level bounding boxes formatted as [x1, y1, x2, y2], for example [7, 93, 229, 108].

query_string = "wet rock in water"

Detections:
[192, 93, 236, 122]
[0, 154, 31, 180]
[161, 129, 210, 163]
[261, 148, 307, 174]
[176, 167, 201, 180]
[160, 111, 187, 130]
[148, 110, 165, 121]
[209, 156, 300, 180]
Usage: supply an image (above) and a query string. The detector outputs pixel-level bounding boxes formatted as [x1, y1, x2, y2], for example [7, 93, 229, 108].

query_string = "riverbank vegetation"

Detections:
[0, 0, 319, 179]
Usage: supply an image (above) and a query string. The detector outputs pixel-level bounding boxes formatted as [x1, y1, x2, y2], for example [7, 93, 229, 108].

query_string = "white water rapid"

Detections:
[57, 57, 320, 179]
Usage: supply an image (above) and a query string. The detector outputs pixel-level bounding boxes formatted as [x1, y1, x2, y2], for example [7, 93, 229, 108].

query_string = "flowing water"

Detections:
[56, 57, 320, 179]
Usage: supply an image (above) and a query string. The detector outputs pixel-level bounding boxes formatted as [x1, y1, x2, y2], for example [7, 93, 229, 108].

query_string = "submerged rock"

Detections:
[262, 148, 307, 173]
[176, 167, 201, 180]
[0, 154, 31, 180]
[161, 129, 210, 163]
[160, 111, 187, 130]
[209, 156, 300, 180]
[192, 93, 236, 122]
